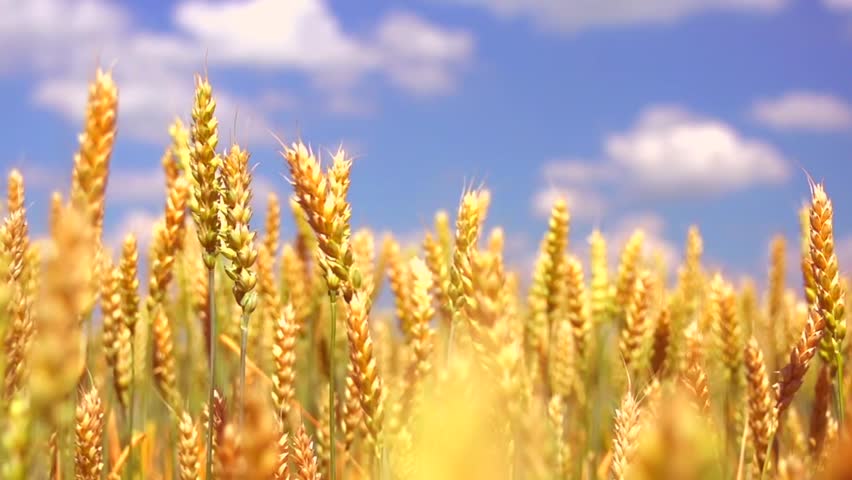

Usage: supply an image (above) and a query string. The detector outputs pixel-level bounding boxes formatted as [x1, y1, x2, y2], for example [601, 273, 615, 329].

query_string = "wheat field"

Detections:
[0, 67, 849, 480]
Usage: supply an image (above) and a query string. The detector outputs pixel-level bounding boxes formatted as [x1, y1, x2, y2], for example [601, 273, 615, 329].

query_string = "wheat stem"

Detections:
[127, 338, 135, 480]
[329, 292, 338, 480]
[205, 267, 216, 480]
[238, 309, 251, 432]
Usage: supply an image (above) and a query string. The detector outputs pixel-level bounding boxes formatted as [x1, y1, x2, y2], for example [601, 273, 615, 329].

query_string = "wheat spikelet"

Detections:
[70, 68, 118, 240]
[588, 229, 612, 324]
[271, 303, 298, 419]
[776, 305, 825, 415]
[650, 304, 671, 378]
[402, 257, 434, 413]
[292, 424, 321, 480]
[386, 236, 414, 339]
[113, 323, 132, 411]
[345, 292, 385, 454]
[256, 244, 279, 370]
[526, 199, 568, 356]
[188, 75, 222, 270]
[2, 169, 28, 283]
[680, 353, 711, 416]
[151, 308, 179, 408]
[316, 386, 332, 478]
[341, 362, 363, 452]
[800, 205, 817, 309]
[264, 192, 281, 258]
[221, 143, 258, 314]
[745, 337, 776, 475]
[619, 271, 651, 375]
[449, 189, 490, 335]
[678, 226, 704, 319]
[177, 412, 200, 480]
[808, 183, 846, 369]
[712, 275, 742, 387]
[1, 170, 32, 400]
[119, 235, 140, 335]
[284, 142, 353, 300]
[615, 230, 644, 315]
[204, 389, 227, 472]
[275, 429, 291, 480]
[75, 385, 105, 480]
[547, 394, 568, 477]
[680, 321, 711, 414]
[100, 262, 121, 372]
[769, 235, 788, 368]
[549, 319, 575, 399]
[147, 176, 189, 310]
[565, 255, 589, 360]
[424, 229, 452, 326]
[611, 389, 642, 480]
[2, 284, 31, 400]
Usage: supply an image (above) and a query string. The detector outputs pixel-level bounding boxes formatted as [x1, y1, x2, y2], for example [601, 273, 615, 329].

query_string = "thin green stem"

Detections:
[205, 267, 216, 480]
[329, 292, 338, 480]
[127, 330, 136, 480]
[238, 310, 250, 430]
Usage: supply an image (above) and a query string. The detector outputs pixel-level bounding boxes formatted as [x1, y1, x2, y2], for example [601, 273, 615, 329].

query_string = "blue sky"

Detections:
[2, 0, 852, 286]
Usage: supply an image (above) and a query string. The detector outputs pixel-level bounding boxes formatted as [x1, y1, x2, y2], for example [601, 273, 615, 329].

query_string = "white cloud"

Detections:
[173, 0, 378, 78]
[531, 104, 790, 216]
[751, 91, 852, 131]
[373, 12, 473, 95]
[605, 105, 790, 195]
[824, 0, 852, 10]
[2, 0, 475, 142]
[441, 0, 784, 33]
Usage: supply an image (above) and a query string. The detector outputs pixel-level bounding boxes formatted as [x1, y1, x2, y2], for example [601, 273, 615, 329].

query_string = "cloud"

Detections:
[605, 105, 790, 195]
[531, 104, 791, 216]
[824, 0, 852, 10]
[751, 91, 852, 131]
[373, 12, 474, 95]
[2, 0, 475, 142]
[439, 0, 784, 33]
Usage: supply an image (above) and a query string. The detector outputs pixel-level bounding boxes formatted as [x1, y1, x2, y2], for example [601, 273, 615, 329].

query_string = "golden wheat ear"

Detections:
[75, 385, 105, 480]
[745, 337, 776, 476]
